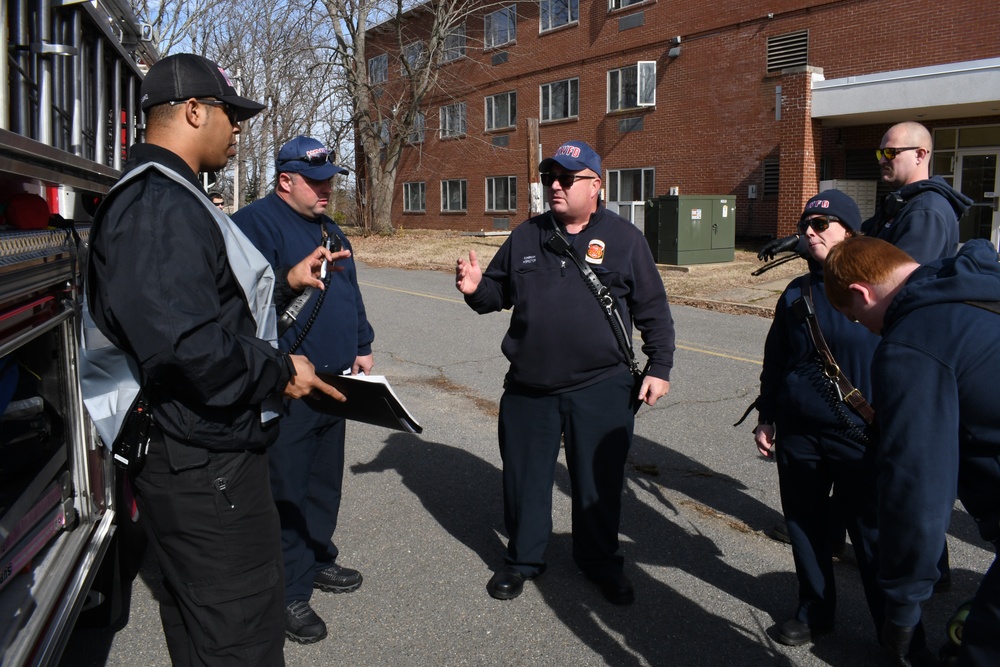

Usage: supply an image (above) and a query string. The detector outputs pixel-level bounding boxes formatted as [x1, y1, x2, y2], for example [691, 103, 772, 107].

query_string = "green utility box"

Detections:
[645, 195, 735, 265]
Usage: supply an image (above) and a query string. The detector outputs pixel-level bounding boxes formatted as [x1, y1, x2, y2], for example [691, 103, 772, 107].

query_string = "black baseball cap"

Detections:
[140, 53, 265, 122]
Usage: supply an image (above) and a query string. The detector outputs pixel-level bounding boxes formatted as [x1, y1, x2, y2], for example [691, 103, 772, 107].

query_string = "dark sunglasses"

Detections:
[540, 172, 597, 188]
[169, 98, 237, 125]
[278, 150, 336, 166]
[797, 215, 841, 234]
[876, 146, 919, 161]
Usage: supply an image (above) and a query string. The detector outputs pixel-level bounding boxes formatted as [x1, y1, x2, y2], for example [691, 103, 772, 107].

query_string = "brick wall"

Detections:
[367, 0, 1000, 236]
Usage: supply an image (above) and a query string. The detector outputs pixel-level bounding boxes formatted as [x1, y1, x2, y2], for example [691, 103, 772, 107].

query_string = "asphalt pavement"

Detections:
[61, 262, 993, 667]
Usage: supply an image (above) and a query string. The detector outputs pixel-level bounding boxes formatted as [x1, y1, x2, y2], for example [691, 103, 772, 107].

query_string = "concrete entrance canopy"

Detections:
[811, 57, 1000, 127]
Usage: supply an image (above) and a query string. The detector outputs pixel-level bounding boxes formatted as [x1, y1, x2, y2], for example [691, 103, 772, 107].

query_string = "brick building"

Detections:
[363, 0, 1000, 244]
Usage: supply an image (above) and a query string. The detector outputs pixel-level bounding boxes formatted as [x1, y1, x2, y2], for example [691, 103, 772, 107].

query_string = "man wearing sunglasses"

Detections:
[456, 141, 675, 605]
[86, 54, 343, 666]
[861, 121, 972, 264]
[758, 121, 971, 267]
[234, 136, 373, 645]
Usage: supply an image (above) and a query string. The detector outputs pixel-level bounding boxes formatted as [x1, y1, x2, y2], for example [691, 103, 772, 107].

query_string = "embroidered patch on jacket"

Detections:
[585, 240, 606, 264]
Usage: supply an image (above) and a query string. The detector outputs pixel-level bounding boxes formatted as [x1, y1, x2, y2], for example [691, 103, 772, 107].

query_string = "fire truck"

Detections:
[0, 0, 155, 664]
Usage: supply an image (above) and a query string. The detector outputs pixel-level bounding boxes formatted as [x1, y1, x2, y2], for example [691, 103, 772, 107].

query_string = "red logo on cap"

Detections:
[807, 199, 830, 209]
[556, 145, 582, 159]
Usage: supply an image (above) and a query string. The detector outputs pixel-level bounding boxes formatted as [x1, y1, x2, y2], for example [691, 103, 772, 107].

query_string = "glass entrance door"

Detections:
[956, 152, 999, 248]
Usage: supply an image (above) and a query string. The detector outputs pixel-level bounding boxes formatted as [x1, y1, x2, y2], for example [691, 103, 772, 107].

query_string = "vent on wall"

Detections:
[763, 158, 780, 196]
[766, 30, 808, 72]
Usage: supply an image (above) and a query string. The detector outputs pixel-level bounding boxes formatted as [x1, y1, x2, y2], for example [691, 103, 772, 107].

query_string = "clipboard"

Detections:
[304, 373, 423, 434]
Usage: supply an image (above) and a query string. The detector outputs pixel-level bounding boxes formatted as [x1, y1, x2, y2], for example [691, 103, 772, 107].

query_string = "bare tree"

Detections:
[322, 0, 514, 235]
[132, 0, 355, 209]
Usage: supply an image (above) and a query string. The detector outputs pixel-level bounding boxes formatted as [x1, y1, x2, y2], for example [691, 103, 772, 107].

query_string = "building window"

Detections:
[607, 168, 654, 225]
[408, 112, 425, 144]
[763, 159, 780, 196]
[485, 6, 516, 49]
[369, 53, 388, 84]
[767, 30, 808, 72]
[486, 176, 517, 212]
[608, 0, 645, 9]
[440, 102, 467, 138]
[441, 179, 467, 211]
[401, 42, 426, 75]
[403, 182, 426, 212]
[486, 92, 516, 131]
[608, 62, 655, 111]
[540, 78, 579, 122]
[442, 24, 466, 62]
[541, 0, 578, 31]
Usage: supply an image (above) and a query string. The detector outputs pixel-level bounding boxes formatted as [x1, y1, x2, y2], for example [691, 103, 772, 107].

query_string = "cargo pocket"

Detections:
[188, 559, 279, 606]
[185, 559, 283, 658]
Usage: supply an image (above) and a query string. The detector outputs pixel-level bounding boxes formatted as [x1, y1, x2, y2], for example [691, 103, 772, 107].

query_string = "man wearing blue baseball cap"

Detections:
[234, 136, 374, 644]
[456, 140, 676, 604]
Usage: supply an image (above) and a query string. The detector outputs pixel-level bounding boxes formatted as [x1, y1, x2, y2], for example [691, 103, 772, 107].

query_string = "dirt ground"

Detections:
[345, 228, 804, 314]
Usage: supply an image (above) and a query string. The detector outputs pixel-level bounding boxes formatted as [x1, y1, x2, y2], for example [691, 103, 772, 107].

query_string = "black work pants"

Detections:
[775, 426, 884, 637]
[497, 371, 635, 578]
[132, 430, 285, 667]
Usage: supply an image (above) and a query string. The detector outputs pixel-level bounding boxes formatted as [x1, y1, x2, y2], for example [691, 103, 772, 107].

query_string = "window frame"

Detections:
[368, 53, 388, 84]
[439, 102, 467, 138]
[441, 179, 468, 212]
[485, 176, 517, 212]
[540, 77, 579, 122]
[403, 182, 426, 213]
[408, 112, 425, 145]
[442, 23, 467, 62]
[401, 41, 426, 75]
[485, 91, 517, 131]
[484, 5, 517, 49]
[608, 0, 647, 10]
[607, 168, 655, 203]
[608, 61, 656, 111]
[540, 0, 579, 32]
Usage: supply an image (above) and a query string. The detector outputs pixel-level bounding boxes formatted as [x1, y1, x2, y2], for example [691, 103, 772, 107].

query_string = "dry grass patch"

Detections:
[345, 228, 804, 303]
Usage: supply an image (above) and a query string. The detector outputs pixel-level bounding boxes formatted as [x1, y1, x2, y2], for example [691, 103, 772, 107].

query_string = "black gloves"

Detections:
[757, 234, 801, 261]
[881, 623, 916, 666]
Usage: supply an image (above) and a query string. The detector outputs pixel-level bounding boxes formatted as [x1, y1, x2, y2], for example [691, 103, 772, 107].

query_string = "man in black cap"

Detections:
[87, 53, 343, 666]
[456, 141, 675, 605]
[234, 136, 374, 644]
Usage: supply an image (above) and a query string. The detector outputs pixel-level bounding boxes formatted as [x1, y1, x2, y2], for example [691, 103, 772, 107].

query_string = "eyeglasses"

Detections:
[876, 146, 920, 161]
[279, 149, 336, 166]
[169, 98, 237, 125]
[797, 215, 840, 234]
[540, 173, 597, 188]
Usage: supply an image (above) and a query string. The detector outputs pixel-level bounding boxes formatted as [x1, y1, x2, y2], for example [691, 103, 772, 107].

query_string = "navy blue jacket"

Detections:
[861, 176, 972, 264]
[758, 264, 880, 436]
[873, 239, 1000, 626]
[87, 144, 292, 450]
[465, 208, 675, 392]
[233, 192, 374, 374]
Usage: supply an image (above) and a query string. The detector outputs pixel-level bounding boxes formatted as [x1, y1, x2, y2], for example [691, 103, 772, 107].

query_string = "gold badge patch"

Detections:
[585, 239, 606, 264]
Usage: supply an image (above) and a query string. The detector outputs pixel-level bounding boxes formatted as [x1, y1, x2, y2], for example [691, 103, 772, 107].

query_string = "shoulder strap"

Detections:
[801, 283, 875, 425]
[543, 222, 641, 376]
[80, 163, 281, 447]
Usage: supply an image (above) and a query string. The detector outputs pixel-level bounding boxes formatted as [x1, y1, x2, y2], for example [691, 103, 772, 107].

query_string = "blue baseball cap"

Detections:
[801, 189, 862, 232]
[539, 140, 602, 176]
[276, 136, 349, 180]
